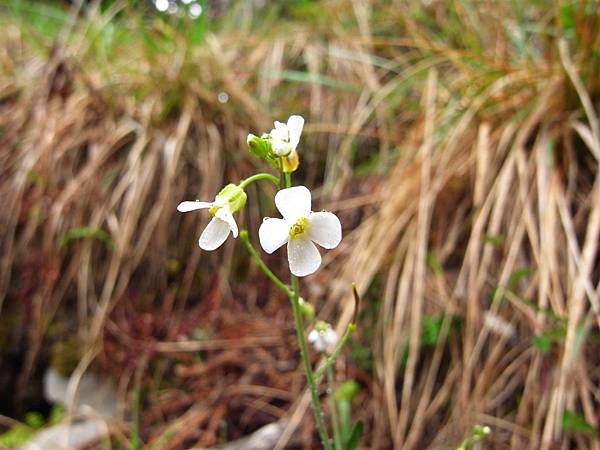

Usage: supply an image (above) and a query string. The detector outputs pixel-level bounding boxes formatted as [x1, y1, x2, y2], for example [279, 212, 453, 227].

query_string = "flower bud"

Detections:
[215, 184, 247, 213]
[247, 134, 274, 160]
[298, 297, 315, 320]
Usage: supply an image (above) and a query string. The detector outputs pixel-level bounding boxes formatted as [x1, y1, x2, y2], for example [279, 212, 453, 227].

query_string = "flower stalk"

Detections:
[178, 115, 357, 449]
[283, 166, 332, 449]
[314, 324, 356, 379]
[238, 172, 279, 189]
[290, 275, 333, 450]
[327, 364, 343, 450]
[239, 231, 291, 297]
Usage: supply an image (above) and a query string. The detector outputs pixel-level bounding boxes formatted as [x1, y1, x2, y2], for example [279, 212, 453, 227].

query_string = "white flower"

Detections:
[308, 323, 338, 353]
[177, 184, 246, 251]
[270, 115, 304, 157]
[259, 186, 342, 277]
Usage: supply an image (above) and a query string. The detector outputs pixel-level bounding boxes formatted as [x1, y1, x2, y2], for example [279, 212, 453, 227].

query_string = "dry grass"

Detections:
[1, 1, 599, 449]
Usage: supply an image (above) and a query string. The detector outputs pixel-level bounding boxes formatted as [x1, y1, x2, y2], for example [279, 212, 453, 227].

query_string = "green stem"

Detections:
[314, 324, 356, 379]
[239, 230, 291, 297]
[291, 275, 333, 450]
[238, 172, 280, 189]
[281, 167, 331, 448]
[327, 364, 342, 450]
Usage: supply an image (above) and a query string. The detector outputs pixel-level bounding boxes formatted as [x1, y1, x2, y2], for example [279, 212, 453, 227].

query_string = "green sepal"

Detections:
[246, 134, 281, 169]
[216, 183, 247, 213]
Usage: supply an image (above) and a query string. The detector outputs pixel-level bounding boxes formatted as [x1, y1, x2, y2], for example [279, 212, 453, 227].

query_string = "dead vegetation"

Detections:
[0, 1, 599, 449]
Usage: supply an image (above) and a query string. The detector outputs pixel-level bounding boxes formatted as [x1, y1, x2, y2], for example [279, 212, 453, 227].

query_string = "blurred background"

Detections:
[0, 0, 599, 448]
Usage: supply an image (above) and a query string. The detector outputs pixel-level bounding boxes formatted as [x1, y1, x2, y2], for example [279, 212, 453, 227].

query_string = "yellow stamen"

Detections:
[289, 217, 309, 239]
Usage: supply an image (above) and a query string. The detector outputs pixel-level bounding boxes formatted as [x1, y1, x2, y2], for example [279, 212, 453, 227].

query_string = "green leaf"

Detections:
[422, 314, 444, 346]
[533, 335, 553, 354]
[422, 314, 461, 346]
[559, 3, 576, 39]
[508, 267, 534, 289]
[49, 405, 65, 425]
[272, 70, 362, 93]
[426, 251, 444, 275]
[334, 380, 360, 402]
[571, 321, 590, 364]
[345, 420, 364, 450]
[335, 380, 361, 444]
[483, 233, 504, 247]
[24, 412, 44, 429]
[188, 0, 209, 45]
[60, 227, 114, 250]
[562, 410, 599, 436]
[0, 425, 34, 448]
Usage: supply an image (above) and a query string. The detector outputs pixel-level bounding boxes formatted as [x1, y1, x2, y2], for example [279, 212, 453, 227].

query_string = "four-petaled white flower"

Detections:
[308, 322, 338, 353]
[177, 184, 246, 251]
[270, 115, 304, 157]
[259, 186, 342, 277]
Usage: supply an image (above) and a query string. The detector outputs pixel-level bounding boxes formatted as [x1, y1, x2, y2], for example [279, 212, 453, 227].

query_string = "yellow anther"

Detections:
[289, 217, 309, 239]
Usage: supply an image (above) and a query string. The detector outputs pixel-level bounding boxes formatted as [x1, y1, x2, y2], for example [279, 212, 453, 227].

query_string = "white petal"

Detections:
[288, 238, 321, 277]
[323, 328, 338, 347]
[215, 207, 238, 238]
[287, 115, 304, 149]
[273, 120, 287, 131]
[271, 121, 288, 140]
[177, 201, 212, 212]
[259, 218, 290, 254]
[308, 211, 342, 249]
[275, 186, 312, 222]
[199, 217, 231, 251]
[272, 140, 291, 156]
[308, 329, 319, 343]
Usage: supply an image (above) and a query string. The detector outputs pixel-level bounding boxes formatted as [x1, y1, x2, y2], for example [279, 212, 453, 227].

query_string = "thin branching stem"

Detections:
[238, 172, 279, 189]
[239, 230, 291, 297]
[283, 170, 331, 449]
[290, 275, 333, 450]
[327, 364, 343, 450]
[314, 324, 356, 379]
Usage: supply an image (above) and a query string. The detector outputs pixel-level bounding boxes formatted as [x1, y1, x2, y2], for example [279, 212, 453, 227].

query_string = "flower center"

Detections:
[209, 204, 221, 216]
[289, 217, 309, 239]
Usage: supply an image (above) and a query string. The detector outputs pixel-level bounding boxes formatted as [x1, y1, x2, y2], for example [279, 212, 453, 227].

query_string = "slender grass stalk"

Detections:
[131, 387, 140, 450]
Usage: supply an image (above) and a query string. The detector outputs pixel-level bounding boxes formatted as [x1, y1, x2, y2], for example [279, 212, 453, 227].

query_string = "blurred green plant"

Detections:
[562, 409, 599, 437]
[60, 226, 115, 250]
[455, 424, 491, 450]
[333, 380, 364, 450]
[0, 406, 64, 449]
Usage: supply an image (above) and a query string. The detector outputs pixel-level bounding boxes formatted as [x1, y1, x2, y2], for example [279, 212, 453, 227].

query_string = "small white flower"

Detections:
[308, 323, 338, 353]
[177, 188, 243, 251]
[270, 115, 304, 157]
[259, 186, 342, 277]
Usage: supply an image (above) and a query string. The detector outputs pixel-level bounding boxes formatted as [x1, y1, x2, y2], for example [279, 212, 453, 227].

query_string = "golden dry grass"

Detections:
[0, 1, 599, 449]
